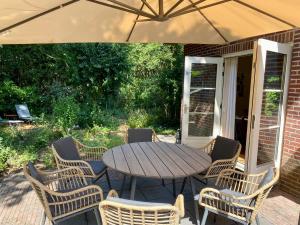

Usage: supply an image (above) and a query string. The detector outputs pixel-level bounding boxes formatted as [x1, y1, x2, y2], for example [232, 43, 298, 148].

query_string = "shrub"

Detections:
[53, 96, 80, 134]
[0, 80, 36, 113]
[0, 137, 12, 172]
[71, 126, 124, 149]
[128, 109, 152, 128]
[0, 126, 62, 171]
[40, 147, 56, 168]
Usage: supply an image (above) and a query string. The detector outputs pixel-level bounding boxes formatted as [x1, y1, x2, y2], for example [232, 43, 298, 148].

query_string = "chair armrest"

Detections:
[199, 187, 256, 212]
[216, 169, 266, 195]
[174, 194, 185, 218]
[107, 189, 119, 198]
[39, 167, 86, 180]
[79, 146, 108, 161]
[53, 153, 96, 178]
[38, 167, 89, 191]
[200, 139, 215, 155]
[205, 158, 236, 178]
[46, 185, 103, 218]
[74, 139, 107, 160]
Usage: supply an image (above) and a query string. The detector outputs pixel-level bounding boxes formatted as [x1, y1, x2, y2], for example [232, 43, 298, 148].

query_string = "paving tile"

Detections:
[0, 171, 298, 225]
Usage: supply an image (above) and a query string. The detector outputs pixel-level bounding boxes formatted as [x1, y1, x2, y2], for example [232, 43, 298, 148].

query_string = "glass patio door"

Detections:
[182, 57, 223, 148]
[246, 39, 292, 172]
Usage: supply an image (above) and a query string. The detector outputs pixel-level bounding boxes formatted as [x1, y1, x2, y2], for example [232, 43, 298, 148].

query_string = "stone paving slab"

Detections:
[0, 169, 299, 225]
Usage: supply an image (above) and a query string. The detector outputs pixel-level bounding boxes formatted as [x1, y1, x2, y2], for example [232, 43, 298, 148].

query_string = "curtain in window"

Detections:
[221, 57, 237, 139]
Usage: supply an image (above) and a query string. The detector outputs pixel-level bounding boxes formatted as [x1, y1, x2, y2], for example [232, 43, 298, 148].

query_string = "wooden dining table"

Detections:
[102, 141, 212, 200]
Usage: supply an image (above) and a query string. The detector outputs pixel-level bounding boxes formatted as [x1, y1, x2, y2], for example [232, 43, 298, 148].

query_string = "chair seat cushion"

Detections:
[258, 168, 274, 188]
[107, 196, 171, 207]
[87, 160, 107, 175]
[194, 188, 246, 201]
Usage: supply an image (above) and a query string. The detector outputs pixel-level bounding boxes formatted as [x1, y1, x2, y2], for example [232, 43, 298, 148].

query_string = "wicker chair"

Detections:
[197, 136, 241, 180]
[125, 128, 160, 143]
[181, 136, 241, 191]
[198, 167, 279, 225]
[52, 136, 111, 187]
[99, 190, 185, 225]
[24, 162, 103, 225]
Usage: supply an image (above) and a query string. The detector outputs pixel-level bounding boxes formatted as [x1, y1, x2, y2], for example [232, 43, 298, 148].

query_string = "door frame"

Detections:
[182, 56, 223, 148]
[222, 50, 253, 171]
[246, 39, 292, 173]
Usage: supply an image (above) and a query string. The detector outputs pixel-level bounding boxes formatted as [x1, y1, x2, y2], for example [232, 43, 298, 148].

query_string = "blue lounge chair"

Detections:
[15, 104, 36, 122]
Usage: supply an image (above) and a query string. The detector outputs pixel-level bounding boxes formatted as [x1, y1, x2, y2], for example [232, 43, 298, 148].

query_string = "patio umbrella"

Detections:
[0, 0, 299, 44]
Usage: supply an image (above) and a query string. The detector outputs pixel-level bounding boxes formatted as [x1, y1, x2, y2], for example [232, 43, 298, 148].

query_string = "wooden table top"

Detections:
[103, 142, 212, 179]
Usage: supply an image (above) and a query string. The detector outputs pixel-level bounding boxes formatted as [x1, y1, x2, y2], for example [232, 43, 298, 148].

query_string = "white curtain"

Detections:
[221, 57, 238, 139]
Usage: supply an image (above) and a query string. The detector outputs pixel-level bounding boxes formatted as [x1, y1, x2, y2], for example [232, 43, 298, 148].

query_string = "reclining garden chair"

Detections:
[125, 128, 160, 143]
[52, 136, 111, 188]
[15, 104, 36, 122]
[99, 190, 185, 225]
[24, 162, 103, 225]
[198, 167, 279, 225]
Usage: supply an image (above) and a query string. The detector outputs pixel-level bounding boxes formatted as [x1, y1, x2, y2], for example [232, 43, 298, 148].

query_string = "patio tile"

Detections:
[0, 171, 298, 225]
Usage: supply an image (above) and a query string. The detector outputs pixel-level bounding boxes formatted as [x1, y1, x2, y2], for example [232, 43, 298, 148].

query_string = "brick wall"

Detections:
[184, 29, 300, 197]
[189, 63, 217, 137]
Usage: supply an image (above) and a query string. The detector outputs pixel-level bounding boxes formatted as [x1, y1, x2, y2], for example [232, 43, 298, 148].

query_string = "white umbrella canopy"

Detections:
[0, 0, 299, 44]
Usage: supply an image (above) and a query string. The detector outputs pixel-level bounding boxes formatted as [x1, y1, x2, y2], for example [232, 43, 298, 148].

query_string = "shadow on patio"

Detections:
[0, 169, 299, 225]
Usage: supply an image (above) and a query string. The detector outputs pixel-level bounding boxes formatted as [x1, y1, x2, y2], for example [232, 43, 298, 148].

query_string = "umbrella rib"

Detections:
[168, 0, 207, 18]
[164, 0, 185, 17]
[141, 0, 158, 16]
[189, 0, 228, 43]
[168, 0, 231, 18]
[233, 0, 296, 28]
[0, 0, 80, 34]
[87, 0, 156, 20]
[158, 0, 164, 17]
[126, 3, 145, 42]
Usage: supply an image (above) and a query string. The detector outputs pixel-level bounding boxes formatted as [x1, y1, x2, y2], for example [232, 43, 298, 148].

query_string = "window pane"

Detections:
[188, 63, 217, 137]
[257, 51, 285, 165]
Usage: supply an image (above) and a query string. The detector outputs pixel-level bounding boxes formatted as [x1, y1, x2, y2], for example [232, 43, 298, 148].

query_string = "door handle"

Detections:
[251, 115, 255, 129]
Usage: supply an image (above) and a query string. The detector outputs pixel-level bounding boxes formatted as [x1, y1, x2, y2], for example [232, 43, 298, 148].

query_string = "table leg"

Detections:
[130, 177, 137, 200]
[189, 177, 200, 225]
[172, 179, 176, 198]
[180, 177, 187, 193]
[120, 174, 126, 197]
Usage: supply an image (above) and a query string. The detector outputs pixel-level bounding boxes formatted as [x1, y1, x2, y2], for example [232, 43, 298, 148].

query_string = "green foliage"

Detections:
[264, 75, 281, 116]
[120, 44, 183, 126]
[264, 92, 280, 116]
[191, 71, 202, 77]
[128, 110, 153, 128]
[90, 106, 122, 130]
[40, 147, 56, 168]
[0, 43, 183, 127]
[0, 43, 183, 173]
[0, 80, 36, 113]
[0, 126, 62, 171]
[71, 127, 124, 149]
[0, 137, 11, 172]
[53, 96, 80, 134]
